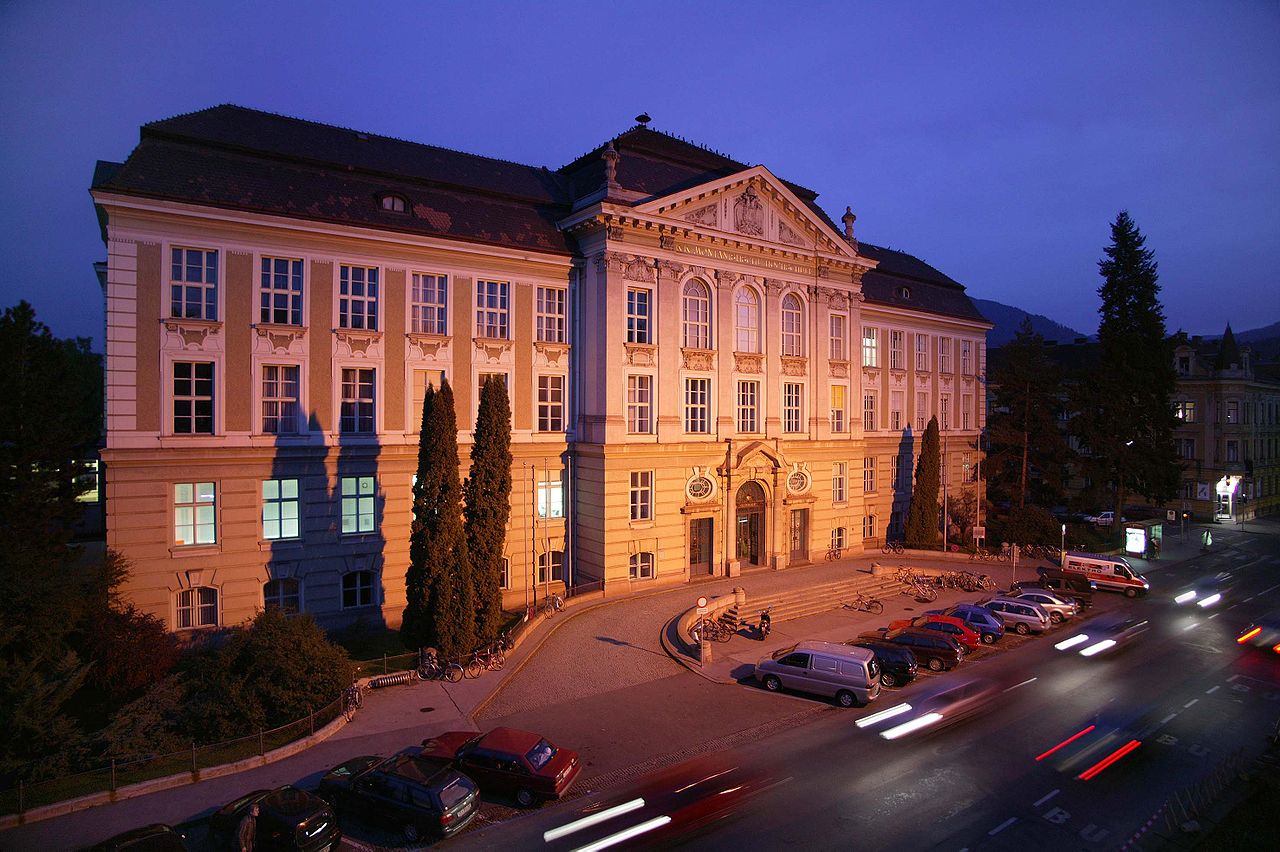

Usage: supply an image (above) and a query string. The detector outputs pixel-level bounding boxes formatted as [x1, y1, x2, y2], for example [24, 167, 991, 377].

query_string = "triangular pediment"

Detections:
[727, 440, 788, 473]
[633, 166, 855, 259]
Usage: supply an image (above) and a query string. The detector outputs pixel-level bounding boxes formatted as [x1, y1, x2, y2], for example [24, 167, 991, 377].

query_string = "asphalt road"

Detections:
[452, 534, 1280, 851]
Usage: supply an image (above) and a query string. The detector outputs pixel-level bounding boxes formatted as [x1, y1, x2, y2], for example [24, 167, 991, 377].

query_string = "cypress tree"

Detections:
[401, 379, 475, 658]
[464, 377, 512, 644]
[905, 416, 942, 547]
[1072, 212, 1180, 532]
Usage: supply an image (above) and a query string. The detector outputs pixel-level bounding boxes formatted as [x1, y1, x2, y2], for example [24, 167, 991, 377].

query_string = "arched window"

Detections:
[629, 552, 655, 580]
[734, 288, 760, 353]
[379, 193, 407, 213]
[682, 280, 711, 350]
[264, 578, 300, 614]
[781, 293, 804, 356]
[342, 571, 374, 609]
[537, 550, 564, 584]
[175, 586, 218, 629]
[831, 527, 846, 551]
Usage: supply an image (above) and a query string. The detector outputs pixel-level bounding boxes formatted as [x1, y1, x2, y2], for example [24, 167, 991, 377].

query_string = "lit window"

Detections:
[682, 280, 711, 349]
[262, 365, 300, 434]
[781, 294, 804, 356]
[262, 478, 300, 540]
[735, 288, 760, 352]
[685, 377, 710, 433]
[783, 383, 803, 433]
[173, 361, 214, 434]
[830, 385, 846, 433]
[630, 471, 653, 521]
[170, 247, 218, 321]
[264, 578, 300, 614]
[476, 279, 510, 339]
[629, 552, 655, 580]
[176, 586, 218, 629]
[411, 273, 448, 335]
[538, 477, 564, 519]
[340, 368, 375, 433]
[627, 375, 652, 434]
[737, 380, 760, 433]
[339, 265, 379, 330]
[259, 257, 303, 325]
[537, 375, 565, 432]
[341, 476, 375, 534]
[174, 482, 216, 545]
[342, 571, 374, 608]
[627, 288, 651, 344]
[379, 194, 407, 212]
[832, 462, 847, 503]
[536, 287, 566, 343]
[862, 327, 879, 368]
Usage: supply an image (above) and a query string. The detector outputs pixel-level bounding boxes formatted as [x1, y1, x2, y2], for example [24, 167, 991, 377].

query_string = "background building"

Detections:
[91, 106, 989, 632]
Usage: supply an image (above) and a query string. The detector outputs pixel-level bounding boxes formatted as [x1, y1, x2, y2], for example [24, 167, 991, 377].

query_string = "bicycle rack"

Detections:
[369, 671, 414, 689]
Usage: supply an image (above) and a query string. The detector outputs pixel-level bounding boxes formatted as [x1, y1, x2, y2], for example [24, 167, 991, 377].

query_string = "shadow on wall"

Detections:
[890, 427, 916, 541]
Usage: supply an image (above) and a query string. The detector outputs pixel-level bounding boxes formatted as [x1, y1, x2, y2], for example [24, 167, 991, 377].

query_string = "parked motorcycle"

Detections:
[759, 608, 772, 640]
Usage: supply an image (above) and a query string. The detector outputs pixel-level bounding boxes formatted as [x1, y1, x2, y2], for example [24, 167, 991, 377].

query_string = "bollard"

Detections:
[191, 741, 198, 777]
[309, 707, 314, 735]
[734, 586, 746, 608]
[259, 730, 265, 757]
[110, 759, 116, 793]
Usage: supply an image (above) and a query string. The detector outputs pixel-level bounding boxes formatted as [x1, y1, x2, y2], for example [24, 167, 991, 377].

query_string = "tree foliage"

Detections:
[1072, 212, 1180, 526]
[987, 318, 1072, 509]
[996, 505, 1061, 548]
[464, 377, 512, 644]
[402, 379, 476, 657]
[905, 416, 942, 546]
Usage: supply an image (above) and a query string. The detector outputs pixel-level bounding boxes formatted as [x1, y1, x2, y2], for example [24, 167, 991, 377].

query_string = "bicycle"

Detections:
[826, 545, 844, 562]
[342, 679, 366, 721]
[912, 581, 938, 602]
[843, 593, 884, 615]
[494, 629, 515, 653]
[882, 540, 905, 555]
[417, 648, 464, 683]
[464, 644, 506, 679]
[542, 593, 565, 619]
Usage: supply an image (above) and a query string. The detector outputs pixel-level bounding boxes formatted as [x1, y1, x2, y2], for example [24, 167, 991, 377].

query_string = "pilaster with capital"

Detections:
[714, 269, 737, 434]
[655, 258, 683, 441]
[763, 278, 784, 438]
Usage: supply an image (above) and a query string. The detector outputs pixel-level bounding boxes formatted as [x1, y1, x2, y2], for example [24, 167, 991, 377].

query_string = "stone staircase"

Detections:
[723, 572, 905, 628]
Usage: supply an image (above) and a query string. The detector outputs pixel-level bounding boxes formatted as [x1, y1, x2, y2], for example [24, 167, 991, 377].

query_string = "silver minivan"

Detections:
[756, 641, 881, 707]
[979, 597, 1051, 634]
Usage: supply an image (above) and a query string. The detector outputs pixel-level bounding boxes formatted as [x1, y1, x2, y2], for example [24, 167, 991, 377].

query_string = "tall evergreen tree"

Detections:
[402, 379, 475, 658]
[905, 416, 942, 547]
[464, 377, 512, 644]
[987, 318, 1072, 509]
[1072, 212, 1180, 530]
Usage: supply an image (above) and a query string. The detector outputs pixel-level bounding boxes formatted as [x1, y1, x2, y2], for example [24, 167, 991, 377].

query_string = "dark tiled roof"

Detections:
[859, 244, 989, 324]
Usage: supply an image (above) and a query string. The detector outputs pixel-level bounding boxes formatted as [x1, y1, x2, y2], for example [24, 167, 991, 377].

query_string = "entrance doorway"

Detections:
[789, 508, 809, 563]
[689, 517, 714, 575]
[735, 481, 766, 567]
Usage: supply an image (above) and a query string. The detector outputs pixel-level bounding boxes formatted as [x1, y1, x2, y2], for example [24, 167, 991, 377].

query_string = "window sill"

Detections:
[259, 538, 304, 551]
[629, 520, 655, 530]
[170, 544, 219, 558]
[340, 533, 380, 545]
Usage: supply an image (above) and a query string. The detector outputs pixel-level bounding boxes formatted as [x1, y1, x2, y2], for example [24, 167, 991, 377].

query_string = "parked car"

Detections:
[927, 604, 1006, 644]
[1061, 552, 1149, 597]
[89, 825, 188, 851]
[1085, 511, 1123, 526]
[754, 641, 882, 707]
[1003, 588, 1079, 624]
[1023, 570, 1096, 609]
[210, 786, 339, 851]
[1054, 614, 1149, 657]
[420, 727, 582, 807]
[318, 754, 480, 842]
[844, 640, 919, 688]
[885, 614, 980, 651]
[857, 628, 964, 672]
[978, 597, 1051, 635]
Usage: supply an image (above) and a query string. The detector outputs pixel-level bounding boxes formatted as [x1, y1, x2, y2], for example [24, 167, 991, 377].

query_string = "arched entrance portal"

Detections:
[736, 481, 767, 567]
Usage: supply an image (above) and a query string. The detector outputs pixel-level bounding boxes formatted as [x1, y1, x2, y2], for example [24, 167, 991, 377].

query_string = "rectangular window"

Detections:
[339, 264, 378, 330]
[537, 552, 565, 584]
[830, 385, 847, 433]
[890, 391, 904, 432]
[939, 337, 953, 373]
[410, 369, 445, 431]
[342, 572, 373, 608]
[174, 482, 216, 545]
[475, 279, 510, 339]
[863, 514, 876, 540]
[627, 375, 653, 434]
[499, 558, 509, 590]
[1226, 440, 1239, 462]
[915, 333, 929, 372]
[1178, 438, 1195, 460]
[537, 375, 565, 432]
[737, 380, 760, 433]
[890, 454, 902, 490]
[264, 579, 300, 614]
[341, 475, 375, 534]
[538, 477, 564, 518]
[171, 247, 218, 321]
[627, 288, 651, 344]
[916, 391, 928, 433]
[260, 256, 303, 325]
[889, 330, 905, 370]
[340, 368, 375, 433]
[536, 286, 566, 343]
[262, 478, 300, 540]
[862, 327, 879, 368]
[261, 364, 300, 434]
[962, 393, 973, 430]
[962, 452, 973, 483]
[863, 391, 877, 432]
[783, 382, 804, 433]
[685, 377, 710, 433]
[1226, 400, 1239, 424]
[173, 361, 214, 434]
[630, 471, 653, 521]
[961, 340, 973, 375]
[832, 462, 847, 504]
[829, 314, 847, 361]
[411, 272, 448, 335]
[176, 587, 218, 629]
[940, 393, 952, 430]
[863, 457, 876, 494]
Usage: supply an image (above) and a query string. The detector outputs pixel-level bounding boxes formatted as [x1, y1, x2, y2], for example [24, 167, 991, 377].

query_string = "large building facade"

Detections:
[92, 106, 989, 632]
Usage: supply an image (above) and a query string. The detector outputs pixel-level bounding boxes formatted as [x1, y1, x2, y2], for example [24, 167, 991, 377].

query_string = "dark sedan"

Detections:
[421, 727, 582, 807]
[318, 754, 479, 843]
[209, 786, 339, 851]
[845, 640, 919, 688]
[857, 628, 963, 672]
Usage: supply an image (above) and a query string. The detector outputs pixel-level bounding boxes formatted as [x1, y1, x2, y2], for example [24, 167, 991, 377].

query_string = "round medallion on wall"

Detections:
[787, 469, 811, 495]
[686, 474, 716, 502]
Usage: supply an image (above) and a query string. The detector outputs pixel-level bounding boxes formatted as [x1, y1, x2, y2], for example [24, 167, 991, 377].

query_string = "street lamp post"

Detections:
[1060, 523, 1066, 567]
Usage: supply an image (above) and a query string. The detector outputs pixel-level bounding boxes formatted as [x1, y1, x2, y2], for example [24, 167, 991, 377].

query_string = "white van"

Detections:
[1062, 552, 1149, 597]
[756, 641, 881, 707]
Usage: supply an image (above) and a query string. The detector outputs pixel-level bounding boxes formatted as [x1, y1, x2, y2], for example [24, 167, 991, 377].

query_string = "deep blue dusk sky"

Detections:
[2, 1, 1277, 349]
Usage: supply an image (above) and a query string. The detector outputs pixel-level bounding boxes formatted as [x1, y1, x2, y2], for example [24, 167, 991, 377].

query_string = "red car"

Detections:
[886, 614, 980, 651]
[421, 727, 581, 807]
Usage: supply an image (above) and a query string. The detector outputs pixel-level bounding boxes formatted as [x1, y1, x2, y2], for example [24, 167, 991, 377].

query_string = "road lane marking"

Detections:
[1160, 713, 1177, 724]
[1229, 674, 1240, 682]
[1033, 789, 1060, 807]
[1208, 613, 1220, 619]
[1004, 677, 1038, 692]
[1206, 686, 1219, 694]
[1184, 699, 1199, 708]
[988, 818, 1018, 836]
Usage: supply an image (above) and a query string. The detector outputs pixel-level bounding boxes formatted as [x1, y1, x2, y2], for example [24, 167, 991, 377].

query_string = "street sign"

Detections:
[973, 526, 986, 539]
[696, 595, 708, 609]
[1166, 510, 1176, 521]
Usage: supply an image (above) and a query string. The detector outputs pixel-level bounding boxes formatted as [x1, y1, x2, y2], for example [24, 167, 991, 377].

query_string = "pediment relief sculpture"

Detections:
[781, 356, 808, 377]
[624, 343, 657, 367]
[682, 349, 715, 372]
[623, 256, 656, 283]
[162, 318, 222, 352]
[406, 333, 450, 361]
[829, 360, 849, 379]
[734, 352, 764, 374]
[252, 324, 308, 356]
[733, 185, 764, 236]
[684, 203, 719, 227]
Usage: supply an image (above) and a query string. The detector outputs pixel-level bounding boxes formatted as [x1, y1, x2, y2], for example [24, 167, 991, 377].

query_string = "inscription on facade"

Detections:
[672, 243, 812, 276]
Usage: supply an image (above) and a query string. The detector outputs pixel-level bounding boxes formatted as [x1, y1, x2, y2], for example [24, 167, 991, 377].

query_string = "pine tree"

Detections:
[987, 318, 1072, 509]
[464, 377, 512, 644]
[1072, 212, 1180, 532]
[905, 416, 942, 547]
[401, 379, 475, 658]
